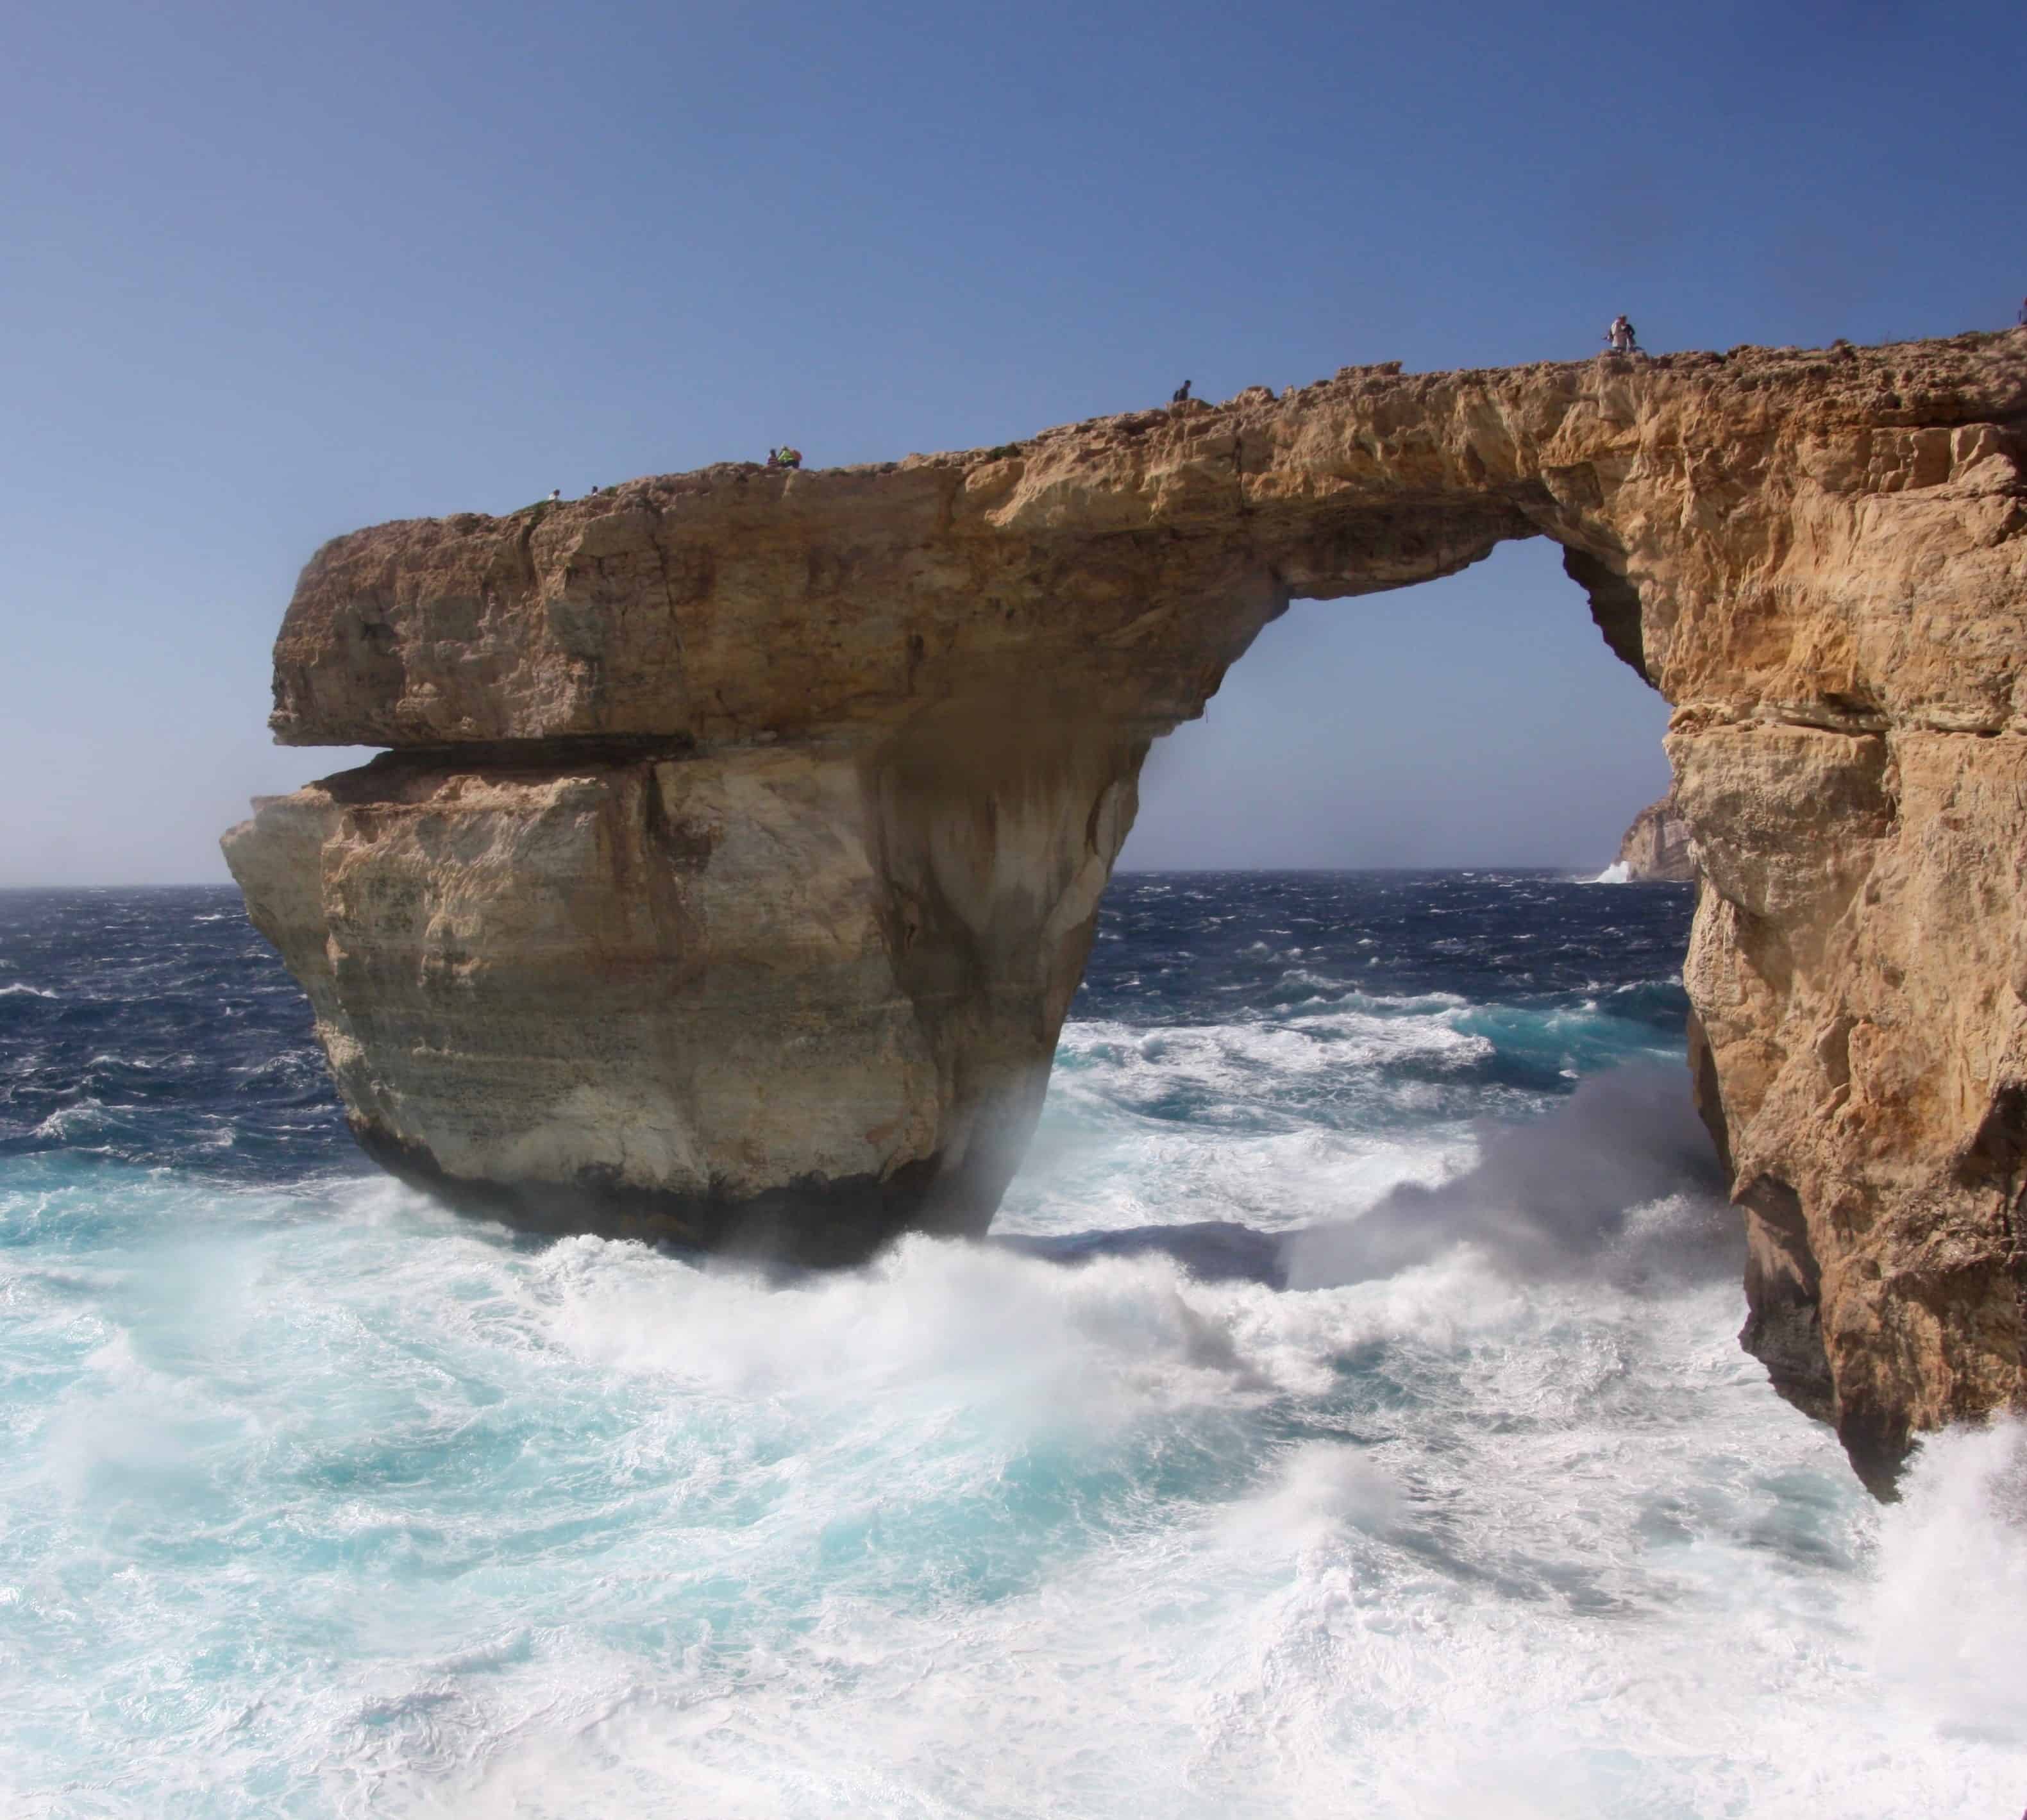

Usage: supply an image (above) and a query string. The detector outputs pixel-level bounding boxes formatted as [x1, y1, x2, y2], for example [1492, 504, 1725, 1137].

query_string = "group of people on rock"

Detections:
[1163, 317, 1649, 412]
[555, 295, 2027, 505]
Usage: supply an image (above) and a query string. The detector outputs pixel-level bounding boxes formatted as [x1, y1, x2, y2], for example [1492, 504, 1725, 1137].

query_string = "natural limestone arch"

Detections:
[227, 333, 2027, 1492]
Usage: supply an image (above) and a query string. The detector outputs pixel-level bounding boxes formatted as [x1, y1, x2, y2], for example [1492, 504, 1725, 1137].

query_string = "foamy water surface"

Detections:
[1, 879, 2021, 1817]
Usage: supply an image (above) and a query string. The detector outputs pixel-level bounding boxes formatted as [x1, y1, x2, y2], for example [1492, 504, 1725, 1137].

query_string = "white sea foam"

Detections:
[1001, 1120, 1472, 1236]
[1, 1158, 2021, 1817]
[31, 1099, 113, 1142]
[0, 983, 58, 998]
[4, 863, 2022, 1818]
[1869, 1417, 2027, 1742]
[1011, 1015, 1485, 1233]
[1588, 861, 1632, 884]
[1055, 1009, 1490, 1102]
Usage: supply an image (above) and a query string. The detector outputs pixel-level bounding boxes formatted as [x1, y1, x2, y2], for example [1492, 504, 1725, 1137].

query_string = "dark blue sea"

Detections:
[1, 875, 2019, 1817]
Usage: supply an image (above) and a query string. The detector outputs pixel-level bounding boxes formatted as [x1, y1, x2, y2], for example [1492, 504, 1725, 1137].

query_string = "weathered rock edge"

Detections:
[226, 332, 2027, 1494]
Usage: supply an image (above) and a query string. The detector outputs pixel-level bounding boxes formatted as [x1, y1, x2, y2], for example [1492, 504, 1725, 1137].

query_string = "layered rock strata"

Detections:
[1611, 793, 1698, 882]
[226, 332, 2027, 1490]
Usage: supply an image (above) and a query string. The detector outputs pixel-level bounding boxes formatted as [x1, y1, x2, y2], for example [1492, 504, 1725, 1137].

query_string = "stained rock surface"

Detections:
[226, 332, 2027, 1490]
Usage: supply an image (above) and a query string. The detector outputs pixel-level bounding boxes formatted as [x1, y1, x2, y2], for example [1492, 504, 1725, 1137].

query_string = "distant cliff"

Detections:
[226, 330, 2027, 1494]
[1611, 795, 1697, 882]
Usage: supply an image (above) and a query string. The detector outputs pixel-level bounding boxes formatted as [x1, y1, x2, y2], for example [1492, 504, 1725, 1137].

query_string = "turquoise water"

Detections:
[2, 879, 2023, 1817]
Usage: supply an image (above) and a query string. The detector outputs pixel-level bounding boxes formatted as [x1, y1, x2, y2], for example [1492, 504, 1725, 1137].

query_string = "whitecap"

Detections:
[32, 1100, 114, 1141]
[1868, 1415, 2027, 1740]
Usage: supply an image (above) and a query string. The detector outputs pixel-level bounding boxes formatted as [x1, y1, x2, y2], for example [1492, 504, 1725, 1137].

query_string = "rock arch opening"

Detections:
[1124, 538, 1670, 872]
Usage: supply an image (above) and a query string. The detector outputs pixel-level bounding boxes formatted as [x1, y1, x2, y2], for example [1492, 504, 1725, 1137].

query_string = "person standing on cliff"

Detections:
[1171, 379, 1193, 404]
[1605, 316, 1638, 355]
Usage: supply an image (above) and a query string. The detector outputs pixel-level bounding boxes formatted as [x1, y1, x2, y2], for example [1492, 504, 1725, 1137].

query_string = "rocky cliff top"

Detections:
[273, 332, 2027, 750]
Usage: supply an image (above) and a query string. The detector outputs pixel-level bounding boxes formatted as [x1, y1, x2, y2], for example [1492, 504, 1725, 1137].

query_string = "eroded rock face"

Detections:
[227, 717, 1140, 1261]
[226, 332, 2027, 1490]
[1611, 794, 1697, 882]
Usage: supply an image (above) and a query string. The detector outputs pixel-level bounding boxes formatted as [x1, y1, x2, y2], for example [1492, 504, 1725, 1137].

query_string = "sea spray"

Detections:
[2, 878, 2021, 1817]
[1281, 1062, 1733, 1290]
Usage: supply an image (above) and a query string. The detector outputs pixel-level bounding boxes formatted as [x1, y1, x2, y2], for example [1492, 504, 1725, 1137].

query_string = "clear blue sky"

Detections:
[3, 0, 2020, 884]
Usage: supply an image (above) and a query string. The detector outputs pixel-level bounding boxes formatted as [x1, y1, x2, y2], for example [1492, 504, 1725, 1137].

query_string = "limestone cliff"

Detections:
[1611, 794, 1697, 882]
[226, 331, 2027, 1492]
